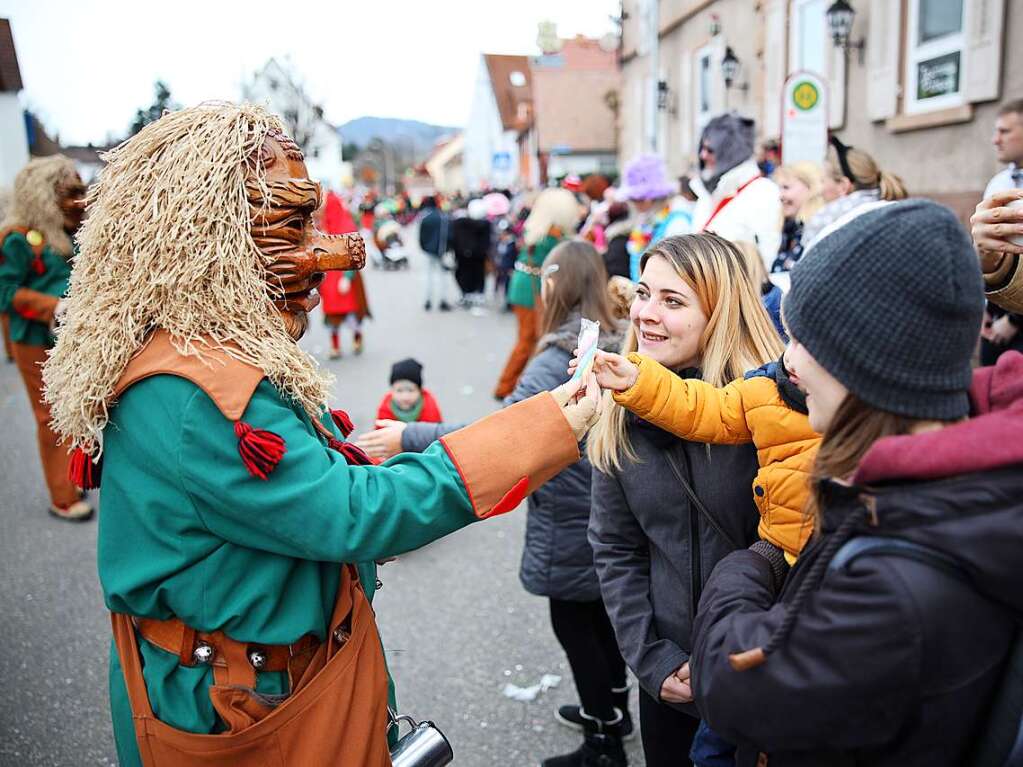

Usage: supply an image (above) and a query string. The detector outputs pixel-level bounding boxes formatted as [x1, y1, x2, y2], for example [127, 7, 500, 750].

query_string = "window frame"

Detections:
[904, 0, 967, 115]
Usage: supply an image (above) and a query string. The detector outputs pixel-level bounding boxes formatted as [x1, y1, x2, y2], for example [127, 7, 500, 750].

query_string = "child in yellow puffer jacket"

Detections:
[588, 347, 819, 563]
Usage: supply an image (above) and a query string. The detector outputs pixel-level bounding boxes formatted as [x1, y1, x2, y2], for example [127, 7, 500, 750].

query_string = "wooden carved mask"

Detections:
[249, 133, 365, 339]
[56, 168, 87, 234]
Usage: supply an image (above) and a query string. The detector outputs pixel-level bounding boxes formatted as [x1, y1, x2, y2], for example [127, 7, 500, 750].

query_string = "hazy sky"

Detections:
[0, 0, 620, 145]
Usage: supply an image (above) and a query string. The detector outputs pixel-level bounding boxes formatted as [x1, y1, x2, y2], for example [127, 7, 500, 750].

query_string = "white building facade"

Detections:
[242, 59, 346, 191]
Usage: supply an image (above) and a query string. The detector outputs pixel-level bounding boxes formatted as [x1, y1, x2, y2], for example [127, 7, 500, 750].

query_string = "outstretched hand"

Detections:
[551, 373, 604, 441]
[567, 349, 640, 392]
[353, 420, 407, 462]
[971, 190, 1023, 265]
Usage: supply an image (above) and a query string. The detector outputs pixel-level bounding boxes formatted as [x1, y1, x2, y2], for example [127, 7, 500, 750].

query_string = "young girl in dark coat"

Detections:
[691, 200, 1022, 767]
[585, 234, 783, 767]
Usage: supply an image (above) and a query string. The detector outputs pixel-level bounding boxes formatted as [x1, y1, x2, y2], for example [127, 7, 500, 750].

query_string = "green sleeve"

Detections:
[179, 381, 477, 562]
[0, 234, 31, 313]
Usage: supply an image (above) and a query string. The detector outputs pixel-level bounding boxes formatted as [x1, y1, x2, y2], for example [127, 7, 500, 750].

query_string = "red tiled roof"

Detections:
[483, 54, 532, 131]
[0, 19, 23, 93]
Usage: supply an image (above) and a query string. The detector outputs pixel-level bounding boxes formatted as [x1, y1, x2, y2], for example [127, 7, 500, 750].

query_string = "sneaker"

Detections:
[49, 500, 94, 522]
[353, 333, 364, 355]
[439, 301, 453, 312]
[328, 349, 341, 360]
[424, 301, 432, 311]
[556, 706, 635, 741]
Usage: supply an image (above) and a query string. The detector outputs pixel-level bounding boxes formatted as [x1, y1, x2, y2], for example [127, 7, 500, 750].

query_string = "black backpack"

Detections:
[830, 537, 1023, 767]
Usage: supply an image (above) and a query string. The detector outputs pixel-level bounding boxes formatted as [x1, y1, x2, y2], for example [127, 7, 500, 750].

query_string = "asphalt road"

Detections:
[0, 233, 645, 766]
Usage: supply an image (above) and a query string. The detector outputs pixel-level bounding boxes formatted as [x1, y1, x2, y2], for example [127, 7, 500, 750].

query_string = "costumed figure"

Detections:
[0, 155, 91, 520]
[494, 188, 584, 399]
[43, 103, 598, 767]
[620, 155, 691, 282]
[318, 191, 369, 359]
[690, 114, 783, 284]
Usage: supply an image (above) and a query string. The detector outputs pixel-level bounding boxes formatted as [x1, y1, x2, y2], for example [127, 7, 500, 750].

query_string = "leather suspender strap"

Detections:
[700, 174, 762, 232]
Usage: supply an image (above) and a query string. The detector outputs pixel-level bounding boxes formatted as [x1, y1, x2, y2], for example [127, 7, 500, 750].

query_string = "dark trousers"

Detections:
[639, 687, 700, 767]
[548, 597, 628, 722]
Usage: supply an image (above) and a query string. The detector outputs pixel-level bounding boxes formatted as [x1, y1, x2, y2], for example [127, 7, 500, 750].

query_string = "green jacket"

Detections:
[506, 235, 561, 310]
[0, 231, 71, 347]
[102, 374, 479, 766]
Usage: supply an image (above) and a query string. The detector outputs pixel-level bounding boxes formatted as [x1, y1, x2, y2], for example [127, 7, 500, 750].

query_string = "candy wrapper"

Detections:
[571, 318, 600, 382]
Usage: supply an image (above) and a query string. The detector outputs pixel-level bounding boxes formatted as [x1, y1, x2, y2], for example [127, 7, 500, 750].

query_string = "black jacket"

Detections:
[418, 209, 449, 257]
[602, 219, 632, 280]
[588, 381, 760, 708]
[691, 354, 1023, 765]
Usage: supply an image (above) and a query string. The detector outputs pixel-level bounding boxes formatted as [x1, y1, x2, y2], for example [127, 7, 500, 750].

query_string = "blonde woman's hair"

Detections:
[43, 103, 333, 456]
[1, 154, 78, 256]
[587, 234, 784, 473]
[826, 146, 907, 202]
[523, 188, 584, 246]
[774, 161, 825, 223]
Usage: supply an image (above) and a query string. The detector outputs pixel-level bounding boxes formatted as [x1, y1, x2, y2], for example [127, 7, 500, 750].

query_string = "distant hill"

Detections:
[338, 117, 457, 154]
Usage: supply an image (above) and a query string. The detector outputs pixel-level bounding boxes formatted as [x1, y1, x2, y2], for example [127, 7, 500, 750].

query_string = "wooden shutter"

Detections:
[827, 35, 847, 128]
[964, 0, 1005, 103]
[867, 0, 901, 121]
[762, 0, 787, 137]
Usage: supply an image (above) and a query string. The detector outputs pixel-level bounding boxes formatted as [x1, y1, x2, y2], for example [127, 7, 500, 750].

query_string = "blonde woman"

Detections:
[801, 136, 907, 250]
[772, 162, 824, 273]
[585, 234, 782, 766]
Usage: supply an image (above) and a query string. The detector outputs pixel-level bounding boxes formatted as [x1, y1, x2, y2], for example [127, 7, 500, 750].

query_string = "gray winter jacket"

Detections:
[402, 314, 624, 602]
[588, 386, 759, 709]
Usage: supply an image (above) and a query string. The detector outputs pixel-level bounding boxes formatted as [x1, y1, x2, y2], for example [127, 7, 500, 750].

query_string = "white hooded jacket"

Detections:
[691, 159, 783, 284]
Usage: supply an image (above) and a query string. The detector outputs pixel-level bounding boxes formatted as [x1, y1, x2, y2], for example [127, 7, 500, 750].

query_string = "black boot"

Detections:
[557, 702, 634, 740]
[542, 711, 627, 767]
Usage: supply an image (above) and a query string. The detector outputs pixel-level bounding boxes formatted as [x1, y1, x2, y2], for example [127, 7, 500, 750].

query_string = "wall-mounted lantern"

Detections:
[826, 0, 866, 64]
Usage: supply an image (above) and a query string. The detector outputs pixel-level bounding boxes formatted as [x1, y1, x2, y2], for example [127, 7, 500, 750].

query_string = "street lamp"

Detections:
[721, 47, 749, 93]
[827, 0, 865, 64]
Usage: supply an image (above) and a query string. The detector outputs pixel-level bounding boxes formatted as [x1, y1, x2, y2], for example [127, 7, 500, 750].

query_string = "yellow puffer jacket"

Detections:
[613, 353, 820, 561]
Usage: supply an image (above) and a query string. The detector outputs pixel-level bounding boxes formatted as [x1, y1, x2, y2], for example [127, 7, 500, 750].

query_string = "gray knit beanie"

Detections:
[783, 199, 984, 420]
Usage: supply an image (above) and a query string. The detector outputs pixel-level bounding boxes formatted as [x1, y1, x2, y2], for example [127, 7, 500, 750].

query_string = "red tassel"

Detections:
[68, 447, 102, 489]
[330, 409, 355, 437]
[31, 255, 45, 275]
[328, 437, 374, 466]
[234, 421, 286, 480]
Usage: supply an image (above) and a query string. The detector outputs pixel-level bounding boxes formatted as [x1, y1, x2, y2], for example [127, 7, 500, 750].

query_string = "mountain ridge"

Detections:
[338, 116, 457, 151]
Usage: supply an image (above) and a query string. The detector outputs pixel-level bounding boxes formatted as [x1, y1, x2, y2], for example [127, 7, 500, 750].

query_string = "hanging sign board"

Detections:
[781, 71, 829, 166]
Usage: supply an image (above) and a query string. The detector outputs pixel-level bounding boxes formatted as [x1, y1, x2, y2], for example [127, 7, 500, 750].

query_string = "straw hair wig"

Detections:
[1, 154, 77, 255]
[43, 102, 332, 455]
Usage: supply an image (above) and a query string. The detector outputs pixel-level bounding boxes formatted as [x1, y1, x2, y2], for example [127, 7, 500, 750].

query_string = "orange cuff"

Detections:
[440, 393, 579, 519]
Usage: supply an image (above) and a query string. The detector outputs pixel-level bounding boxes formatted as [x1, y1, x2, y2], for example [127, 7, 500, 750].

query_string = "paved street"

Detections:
[0, 235, 645, 766]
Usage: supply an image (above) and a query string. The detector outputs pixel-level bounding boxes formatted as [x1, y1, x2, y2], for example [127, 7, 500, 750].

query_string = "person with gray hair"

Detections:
[690, 113, 783, 284]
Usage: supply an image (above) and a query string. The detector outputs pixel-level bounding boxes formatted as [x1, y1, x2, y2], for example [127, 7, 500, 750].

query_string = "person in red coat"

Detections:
[318, 191, 371, 358]
[376, 358, 443, 424]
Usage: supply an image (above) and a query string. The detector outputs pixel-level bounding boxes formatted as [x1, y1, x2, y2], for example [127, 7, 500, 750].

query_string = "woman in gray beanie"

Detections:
[688, 199, 1023, 766]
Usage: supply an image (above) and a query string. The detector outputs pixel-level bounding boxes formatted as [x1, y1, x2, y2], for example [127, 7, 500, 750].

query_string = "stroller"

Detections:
[370, 220, 409, 271]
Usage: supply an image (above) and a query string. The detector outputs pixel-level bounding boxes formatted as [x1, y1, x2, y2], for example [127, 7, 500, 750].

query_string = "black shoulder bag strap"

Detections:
[663, 445, 743, 551]
[830, 536, 1022, 767]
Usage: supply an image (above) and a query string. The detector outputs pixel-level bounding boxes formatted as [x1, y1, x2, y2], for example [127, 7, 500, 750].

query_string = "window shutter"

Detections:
[762, 0, 787, 137]
[867, 0, 901, 121]
[827, 36, 847, 128]
[964, 0, 1005, 103]
[679, 52, 694, 157]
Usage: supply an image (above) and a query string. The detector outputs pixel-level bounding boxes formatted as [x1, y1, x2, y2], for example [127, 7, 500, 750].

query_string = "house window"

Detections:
[790, 0, 828, 76]
[905, 0, 965, 114]
[695, 45, 715, 131]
